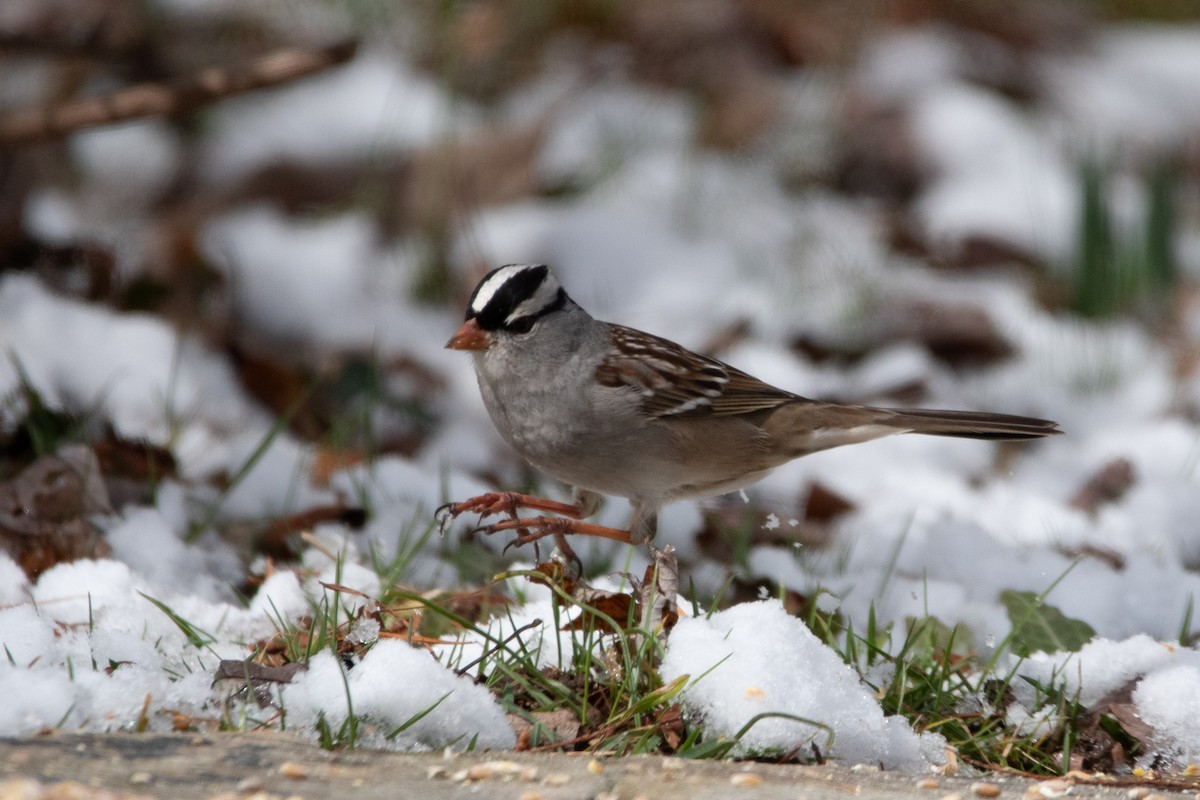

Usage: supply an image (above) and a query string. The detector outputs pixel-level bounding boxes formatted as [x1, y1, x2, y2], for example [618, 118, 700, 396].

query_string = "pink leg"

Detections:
[480, 515, 634, 551]
[436, 491, 587, 525]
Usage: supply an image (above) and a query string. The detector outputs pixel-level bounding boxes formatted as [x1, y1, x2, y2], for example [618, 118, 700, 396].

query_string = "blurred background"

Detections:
[2, 0, 1200, 597]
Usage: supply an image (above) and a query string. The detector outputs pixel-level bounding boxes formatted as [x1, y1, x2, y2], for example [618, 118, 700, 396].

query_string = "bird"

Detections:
[438, 264, 1061, 552]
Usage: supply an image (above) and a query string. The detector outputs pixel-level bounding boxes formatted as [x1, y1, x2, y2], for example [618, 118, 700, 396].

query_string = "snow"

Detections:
[4, 13, 1200, 771]
[0, 275, 270, 477]
[199, 50, 462, 184]
[661, 600, 943, 769]
[1045, 24, 1200, 153]
[282, 642, 515, 751]
[910, 84, 1078, 264]
[70, 122, 181, 201]
[1134, 665, 1200, 765]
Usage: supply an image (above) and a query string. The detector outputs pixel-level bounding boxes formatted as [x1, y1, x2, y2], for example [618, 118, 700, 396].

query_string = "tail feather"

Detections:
[884, 408, 1062, 440]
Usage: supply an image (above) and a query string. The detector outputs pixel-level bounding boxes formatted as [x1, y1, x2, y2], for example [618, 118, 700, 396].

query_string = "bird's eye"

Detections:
[508, 317, 536, 334]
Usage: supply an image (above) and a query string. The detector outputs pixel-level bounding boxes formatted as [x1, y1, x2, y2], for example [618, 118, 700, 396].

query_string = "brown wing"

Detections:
[594, 324, 801, 419]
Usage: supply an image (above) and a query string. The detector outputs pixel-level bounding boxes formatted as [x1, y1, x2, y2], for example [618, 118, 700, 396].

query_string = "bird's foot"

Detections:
[471, 515, 635, 553]
[435, 491, 585, 536]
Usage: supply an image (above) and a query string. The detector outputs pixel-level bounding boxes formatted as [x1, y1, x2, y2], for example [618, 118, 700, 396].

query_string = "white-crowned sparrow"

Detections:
[440, 264, 1060, 549]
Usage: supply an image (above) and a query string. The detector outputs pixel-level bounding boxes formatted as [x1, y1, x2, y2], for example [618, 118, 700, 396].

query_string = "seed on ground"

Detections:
[235, 776, 264, 793]
[1031, 778, 1070, 798]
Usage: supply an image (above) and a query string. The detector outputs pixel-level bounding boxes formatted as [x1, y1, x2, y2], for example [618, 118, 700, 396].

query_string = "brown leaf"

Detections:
[92, 437, 176, 481]
[213, 659, 306, 709]
[258, 505, 368, 560]
[1069, 679, 1151, 773]
[531, 559, 578, 599]
[228, 345, 321, 438]
[1058, 543, 1126, 572]
[212, 659, 306, 686]
[1070, 458, 1136, 517]
[658, 704, 686, 752]
[309, 448, 367, 489]
[92, 435, 178, 509]
[0, 446, 113, 579]
[507, 708, 583, 750]
[641, 545, 680, 637]
[875, 298, 1016, 370]
[804, 481, 856, 525]
[564, 592, 634, 634]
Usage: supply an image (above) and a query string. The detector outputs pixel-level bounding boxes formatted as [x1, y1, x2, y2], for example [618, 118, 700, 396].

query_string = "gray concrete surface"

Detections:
[1, 733, 1197, 800]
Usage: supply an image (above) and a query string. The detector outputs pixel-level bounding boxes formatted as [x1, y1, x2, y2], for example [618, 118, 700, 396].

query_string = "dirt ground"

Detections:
[2, 733, 1199, 800]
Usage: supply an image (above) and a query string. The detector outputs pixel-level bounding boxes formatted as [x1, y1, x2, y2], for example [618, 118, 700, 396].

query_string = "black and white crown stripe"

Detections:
[503, 273, 563, 324]
[467, 264, 759, 419]
[466, 264, 566, 332]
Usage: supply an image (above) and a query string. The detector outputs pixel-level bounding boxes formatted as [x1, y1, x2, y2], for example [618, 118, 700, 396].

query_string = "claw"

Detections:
[436, 492, 521, 538]
[435, 493, 632, 554]
[434, 502, 457, 536]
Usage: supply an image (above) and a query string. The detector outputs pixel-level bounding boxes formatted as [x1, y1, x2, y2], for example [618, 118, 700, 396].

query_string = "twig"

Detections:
[0, 39, 358, 146]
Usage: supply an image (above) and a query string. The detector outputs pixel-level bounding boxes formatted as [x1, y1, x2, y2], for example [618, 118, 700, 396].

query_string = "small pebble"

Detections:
[235, 777, 264, 793]
[0, 780, 43, 800]
[1033, 778, 1070, 798]
[425, 766, 449, 780]
[542, 773, 570, 787]
[730, 773, 761, 787]
[518, 792, 541, 800]
[129, 772, 152, 785]
[917, 778, 940, 790]
[972, 782, 1001, 798]
[587, 759, 605, 775]
[461, 761, 536, 782]
[1125, 789, 1150, 800]
[278, 762, 307, 780]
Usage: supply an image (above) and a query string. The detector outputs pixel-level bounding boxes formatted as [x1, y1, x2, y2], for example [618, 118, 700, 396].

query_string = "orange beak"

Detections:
[445, 318, 492, 351]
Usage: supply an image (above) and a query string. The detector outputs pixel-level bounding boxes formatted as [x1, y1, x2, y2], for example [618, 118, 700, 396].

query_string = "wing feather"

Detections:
[595, 325, 800, 418]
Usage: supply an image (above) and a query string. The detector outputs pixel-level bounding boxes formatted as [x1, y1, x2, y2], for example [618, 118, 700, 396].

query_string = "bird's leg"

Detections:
[435, 491, 588, 530]
[476, 516, 635, 553]
[437, 489, 609, 566]
[473, 502, 657, 554]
